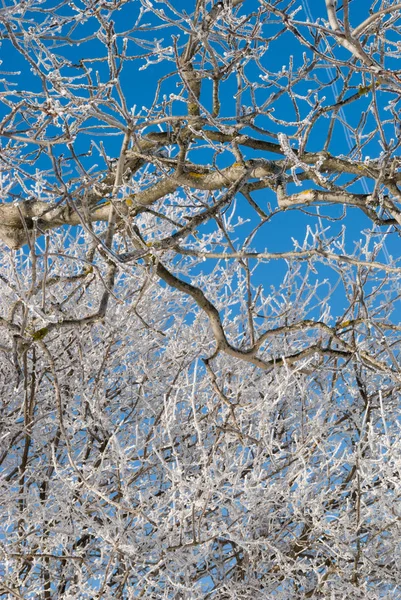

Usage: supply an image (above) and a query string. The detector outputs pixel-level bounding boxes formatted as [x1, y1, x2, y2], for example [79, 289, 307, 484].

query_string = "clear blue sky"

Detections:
[0, 0, 396, 319]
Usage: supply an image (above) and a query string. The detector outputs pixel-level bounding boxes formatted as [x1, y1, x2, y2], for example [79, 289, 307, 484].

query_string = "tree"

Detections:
[1, 0, 401, 597]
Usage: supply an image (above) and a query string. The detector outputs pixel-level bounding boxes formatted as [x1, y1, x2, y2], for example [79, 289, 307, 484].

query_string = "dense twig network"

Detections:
[0, 1, 401, 598]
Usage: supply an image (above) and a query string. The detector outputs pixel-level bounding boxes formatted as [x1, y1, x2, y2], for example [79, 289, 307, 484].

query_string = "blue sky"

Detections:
[0, 0, 398, 321]
[2, 3, 401, 597]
